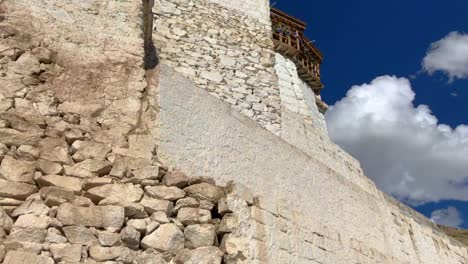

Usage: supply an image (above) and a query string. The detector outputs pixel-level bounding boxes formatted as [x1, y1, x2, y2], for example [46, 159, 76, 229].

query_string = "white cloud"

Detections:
[325, 76, 468, 205]
[430, 207, 463, 228]
[422, 32, 468, 80]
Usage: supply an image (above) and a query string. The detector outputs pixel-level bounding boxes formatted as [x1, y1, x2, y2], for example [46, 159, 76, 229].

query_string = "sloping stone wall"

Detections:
[157, 64, 468, 264]
[153, 0, 282, 134]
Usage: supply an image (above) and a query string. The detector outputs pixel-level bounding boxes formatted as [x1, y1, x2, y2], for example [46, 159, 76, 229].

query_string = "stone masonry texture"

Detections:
[153, 0, 282, 135]
[0, 0, 467, 264]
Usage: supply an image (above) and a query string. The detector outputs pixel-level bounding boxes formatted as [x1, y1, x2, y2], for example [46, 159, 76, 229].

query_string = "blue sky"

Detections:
[275, 0, 468, 228]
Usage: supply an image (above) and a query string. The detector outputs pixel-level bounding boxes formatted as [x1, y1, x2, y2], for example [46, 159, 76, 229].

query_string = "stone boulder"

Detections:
[13, 214, 51, 229]
[63, 226, 98, 245]
[162, 171, 189, 188]
[86, 184, 143, 204]
[38, 137, 73, 165]
[11, 199, 49, 217]
[139, 195, 173, 215]
[120, 226, 140, 249]
[133, 250, 167, 264]
[0, 179, 38, 199]
[141, 223, 184, 254]
[184, 224, 216, 249]
[145, 185, 185, 201]
[3, 250, 54, 264]
[0, 155, 35, 183]
[7, 228, 47, 243]
[49, 243, 82, 262]
[98, 231, 121, 247]
[72, 140, 111, 161]
[173, 247, 224, 264]
[184, 183, 224, 203]
[56, 203, 125, 229]
[177, 207, 212, 226]
[89, 245, 136, 262]
[36, 175, 83, 194]
[0, 208, 13, 232]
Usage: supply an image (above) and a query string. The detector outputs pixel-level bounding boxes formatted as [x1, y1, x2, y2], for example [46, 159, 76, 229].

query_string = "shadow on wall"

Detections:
[143, 0, 158, 70]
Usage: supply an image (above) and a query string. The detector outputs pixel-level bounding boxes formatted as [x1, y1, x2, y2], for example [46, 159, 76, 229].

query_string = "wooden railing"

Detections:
[271, 8, 324, 93]
[272, 31, 323, 91]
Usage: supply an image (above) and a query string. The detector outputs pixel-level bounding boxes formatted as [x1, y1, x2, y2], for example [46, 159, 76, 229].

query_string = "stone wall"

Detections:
[157, 64, 468, 264]
[274, 53, 328, 138]
[274, 53, 371, 191]
[153, 0, 282, 134]
[0, 1, 257, 263]
[205, 0, 271, 24]
[2, 0, 468, 263]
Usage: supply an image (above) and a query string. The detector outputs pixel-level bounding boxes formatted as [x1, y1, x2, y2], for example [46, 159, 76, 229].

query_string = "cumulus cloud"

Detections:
[325, 76, 468, 205]
[430, 207, 463, 228]
[422, 32, 468, 80]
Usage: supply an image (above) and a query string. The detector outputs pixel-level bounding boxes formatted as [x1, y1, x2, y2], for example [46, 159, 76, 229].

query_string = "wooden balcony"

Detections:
[271, 8, 324, 95]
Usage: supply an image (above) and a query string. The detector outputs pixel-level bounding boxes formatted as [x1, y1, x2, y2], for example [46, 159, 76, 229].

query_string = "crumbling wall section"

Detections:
[153, 0, 282, 134]
[0, 1, 258, 263]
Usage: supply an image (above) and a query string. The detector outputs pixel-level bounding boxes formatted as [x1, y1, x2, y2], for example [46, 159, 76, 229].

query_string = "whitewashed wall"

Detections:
[157, 65, 468, 264]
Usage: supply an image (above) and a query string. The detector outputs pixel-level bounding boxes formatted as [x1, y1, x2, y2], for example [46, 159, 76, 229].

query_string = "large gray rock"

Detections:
[37, 175, 83, 194]
[49, 243, 82, 262]
[63, 226, 98, 245]
[86, 184, 143, 204]
[145, 185, 185, 201]
[57, 203, 125, 229]
[177, 207, 212, 226]
[0, 155, 35, 183]
[3, 250, 54, 264]
[141, 223, 185, 254]
[184, 224, 216, 249]
[184, 183, 224, 203]
[174, 247, 224, 264]
[0, 179, 38, 199]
